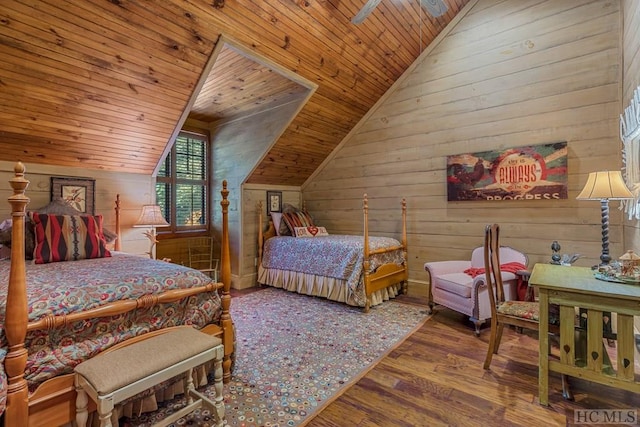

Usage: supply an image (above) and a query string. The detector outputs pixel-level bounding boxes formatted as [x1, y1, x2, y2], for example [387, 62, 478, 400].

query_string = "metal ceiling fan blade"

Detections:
[419, 0, 448, 17]
[351, 0, 383, 24]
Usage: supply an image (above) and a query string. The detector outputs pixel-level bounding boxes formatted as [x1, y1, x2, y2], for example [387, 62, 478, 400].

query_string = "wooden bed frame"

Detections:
[257, 194, 408, 312]
[3, 162, 234, 427]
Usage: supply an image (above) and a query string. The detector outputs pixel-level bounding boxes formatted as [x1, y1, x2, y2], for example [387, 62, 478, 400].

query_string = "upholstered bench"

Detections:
[74, 327, 225, 427]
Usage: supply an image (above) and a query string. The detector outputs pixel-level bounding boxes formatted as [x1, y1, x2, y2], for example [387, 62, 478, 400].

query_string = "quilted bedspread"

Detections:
[261, 235, 405, 294]
[0, 252, 222, 409]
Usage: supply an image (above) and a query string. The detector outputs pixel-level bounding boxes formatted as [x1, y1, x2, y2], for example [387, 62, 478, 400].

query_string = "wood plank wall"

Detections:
[303, 0, 623, 295]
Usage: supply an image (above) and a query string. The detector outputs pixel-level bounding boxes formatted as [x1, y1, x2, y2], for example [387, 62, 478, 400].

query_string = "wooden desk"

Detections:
[529, 264, 640, 405]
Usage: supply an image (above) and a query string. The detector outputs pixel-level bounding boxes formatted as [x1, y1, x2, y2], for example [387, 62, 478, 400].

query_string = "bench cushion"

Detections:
[74, 328, 221, 395]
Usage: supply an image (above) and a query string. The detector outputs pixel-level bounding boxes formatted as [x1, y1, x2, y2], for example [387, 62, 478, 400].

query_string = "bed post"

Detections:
[5, 162, 30, 426]
[257, 201, 263, 270]
[401, 198, 408, 294]
[114, 194, 121, 251]
[219, 180, 233, 382]
[362, 194, 371, 313]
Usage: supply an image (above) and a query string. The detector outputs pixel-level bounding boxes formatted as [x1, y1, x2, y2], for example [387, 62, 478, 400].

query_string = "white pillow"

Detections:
[294, 226, 329, 237]
[270, 212, 283, 236]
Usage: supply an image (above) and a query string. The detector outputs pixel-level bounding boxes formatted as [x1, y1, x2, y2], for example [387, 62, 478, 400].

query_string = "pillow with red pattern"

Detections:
[277, 204, 298, 236]
[282, 210, 315, 235]
[294, 226, 329, 237]
[0, 199, 118, 261]
[32, 213, 111, 264]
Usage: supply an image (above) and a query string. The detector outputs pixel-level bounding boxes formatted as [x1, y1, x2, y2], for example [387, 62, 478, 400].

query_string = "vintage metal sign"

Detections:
[447, 142, 568, 201]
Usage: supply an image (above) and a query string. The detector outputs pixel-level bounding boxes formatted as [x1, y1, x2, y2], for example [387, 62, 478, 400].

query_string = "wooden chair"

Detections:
[188, 236, 220, 282]
[482, 224, 572, 400]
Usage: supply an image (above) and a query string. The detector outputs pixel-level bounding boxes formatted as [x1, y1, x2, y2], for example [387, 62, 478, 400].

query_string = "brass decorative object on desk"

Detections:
[594, 250, 640, 284]
[618, 250, 640, 282]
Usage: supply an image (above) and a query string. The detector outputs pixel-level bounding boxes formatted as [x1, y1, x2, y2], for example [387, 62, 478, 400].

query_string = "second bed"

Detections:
[257, 195, 408, 311]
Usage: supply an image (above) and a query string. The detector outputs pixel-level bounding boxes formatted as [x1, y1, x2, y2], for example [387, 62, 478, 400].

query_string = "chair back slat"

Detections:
[188, 237, 220, 282]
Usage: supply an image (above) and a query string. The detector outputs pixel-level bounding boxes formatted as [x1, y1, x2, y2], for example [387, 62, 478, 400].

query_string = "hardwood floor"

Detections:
[306, 295, 639, 427]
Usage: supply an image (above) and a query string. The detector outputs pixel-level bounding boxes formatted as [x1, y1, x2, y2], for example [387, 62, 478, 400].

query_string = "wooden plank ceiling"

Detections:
[0, 0, 470, 186]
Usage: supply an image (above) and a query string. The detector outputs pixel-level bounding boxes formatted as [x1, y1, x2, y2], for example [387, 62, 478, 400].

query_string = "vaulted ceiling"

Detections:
[0, 0, 470, 186]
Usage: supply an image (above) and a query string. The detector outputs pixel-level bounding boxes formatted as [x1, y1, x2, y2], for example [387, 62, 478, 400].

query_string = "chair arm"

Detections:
[471, 274, 488, 297]
[471, 272, 519, 301]
[424, 260, 472, 277]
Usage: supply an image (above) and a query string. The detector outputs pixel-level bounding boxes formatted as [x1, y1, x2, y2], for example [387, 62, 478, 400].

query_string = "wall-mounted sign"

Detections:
[447, 142, 568, 201]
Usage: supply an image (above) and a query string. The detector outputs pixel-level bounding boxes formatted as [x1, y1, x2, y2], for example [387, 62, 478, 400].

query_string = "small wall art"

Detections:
[446, 142, 568, 202]
[51, 177, 96, 215]
[266, 191, 282, 214]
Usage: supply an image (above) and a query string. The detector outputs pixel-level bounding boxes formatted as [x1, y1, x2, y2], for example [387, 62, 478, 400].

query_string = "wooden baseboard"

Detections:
[407, 280, 429, 297]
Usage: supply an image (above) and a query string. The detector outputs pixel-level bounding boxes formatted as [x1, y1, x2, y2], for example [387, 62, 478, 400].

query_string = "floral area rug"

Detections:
[124, 287, 431, 427]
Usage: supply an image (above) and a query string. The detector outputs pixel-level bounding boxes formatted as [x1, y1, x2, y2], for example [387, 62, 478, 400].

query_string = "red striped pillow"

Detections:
[32, 213, 111, 264]
[282, 210, 315, 235]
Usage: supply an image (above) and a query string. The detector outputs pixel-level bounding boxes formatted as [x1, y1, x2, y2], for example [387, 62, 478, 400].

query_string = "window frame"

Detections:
[156, 129, 211, 239]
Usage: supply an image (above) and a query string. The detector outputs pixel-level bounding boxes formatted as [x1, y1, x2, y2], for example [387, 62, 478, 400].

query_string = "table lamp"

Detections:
[576, 170, 633, 266]
[133, 205, 169, 259]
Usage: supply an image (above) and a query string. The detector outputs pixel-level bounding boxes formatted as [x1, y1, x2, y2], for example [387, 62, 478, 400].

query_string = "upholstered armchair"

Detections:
[424, 246, 527, 336]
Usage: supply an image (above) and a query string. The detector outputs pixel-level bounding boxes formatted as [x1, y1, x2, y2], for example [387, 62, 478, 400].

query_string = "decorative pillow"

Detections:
[294, 226, 329, 237]
[35, 199, 118, 244]
[0, 218, 35, 260]
[270, 212, 283, 236]
[37, 198, 85, 215]
[101, 227, 118, 244]
[0, 220, 12, 258]
[0, 199, 119, 260]
[282, 210, 315, 235]
[0, 228, 10, 246]
[0, 219, 11, 247]
[32, 213, 111, 264]
[278, 204, 298, 236]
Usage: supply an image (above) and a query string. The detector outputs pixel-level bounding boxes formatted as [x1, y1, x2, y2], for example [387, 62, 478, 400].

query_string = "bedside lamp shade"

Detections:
[576, 171, 633, 266]
[133, 205, 169, 228]
[576, 171, 633, 201]
[133, 205, 169, 259]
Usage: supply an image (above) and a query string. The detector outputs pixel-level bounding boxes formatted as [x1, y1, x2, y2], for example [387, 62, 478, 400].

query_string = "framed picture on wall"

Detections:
[51, 177, 96, 215]
[266, 191, 282, 214]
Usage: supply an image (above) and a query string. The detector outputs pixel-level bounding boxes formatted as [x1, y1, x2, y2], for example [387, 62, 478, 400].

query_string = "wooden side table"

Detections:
[529, 264, 640, 406]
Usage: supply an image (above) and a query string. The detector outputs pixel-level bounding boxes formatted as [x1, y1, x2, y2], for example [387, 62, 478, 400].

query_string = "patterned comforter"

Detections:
[0, 252, 222, 413]
[261, 235, 405, 299]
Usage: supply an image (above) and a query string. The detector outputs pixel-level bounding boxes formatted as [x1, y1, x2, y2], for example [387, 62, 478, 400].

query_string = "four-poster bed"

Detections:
[1, 162, 234, 427]
[257, 194, 408, 312]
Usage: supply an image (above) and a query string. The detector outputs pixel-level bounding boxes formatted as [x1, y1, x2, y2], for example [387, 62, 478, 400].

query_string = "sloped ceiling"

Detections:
[0, 0, 470, 186]
[189, 44, 312, 126]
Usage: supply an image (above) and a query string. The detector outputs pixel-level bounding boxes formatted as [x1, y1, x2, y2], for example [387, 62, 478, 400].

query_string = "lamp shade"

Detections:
[133, 205, 169, 227]
[576, 171, 634, 201]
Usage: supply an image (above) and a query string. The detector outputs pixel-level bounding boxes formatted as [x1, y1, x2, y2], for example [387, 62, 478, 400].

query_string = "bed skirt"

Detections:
[257, 266, 402, 307]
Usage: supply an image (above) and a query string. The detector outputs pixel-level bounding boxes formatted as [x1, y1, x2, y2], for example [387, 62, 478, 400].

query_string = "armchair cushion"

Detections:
[432, 272, 477, 298]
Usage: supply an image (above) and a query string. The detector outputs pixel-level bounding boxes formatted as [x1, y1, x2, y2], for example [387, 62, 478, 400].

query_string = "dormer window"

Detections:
[156, 130, 209, 235]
